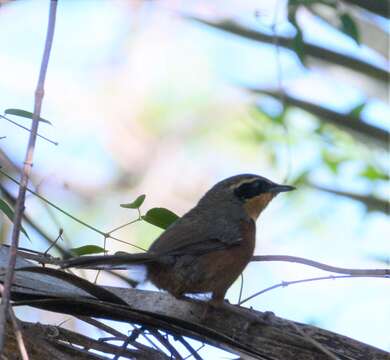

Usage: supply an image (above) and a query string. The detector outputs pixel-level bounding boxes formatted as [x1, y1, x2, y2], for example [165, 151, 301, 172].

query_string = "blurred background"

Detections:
[0, 0, 389, 357]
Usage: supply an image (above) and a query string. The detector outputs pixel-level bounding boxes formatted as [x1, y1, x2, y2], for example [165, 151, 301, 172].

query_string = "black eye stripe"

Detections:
[234, 180, 270, 200]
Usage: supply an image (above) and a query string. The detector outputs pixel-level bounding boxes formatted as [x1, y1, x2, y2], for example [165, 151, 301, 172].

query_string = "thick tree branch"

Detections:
[7, 279, 390, 360]
[1, 247, 389, 359]
[0, 0, 57, 352]
[189, 18, 389, 83]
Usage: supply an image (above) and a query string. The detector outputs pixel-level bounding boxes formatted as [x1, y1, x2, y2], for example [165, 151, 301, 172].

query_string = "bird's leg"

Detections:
[197, 290, 227, 321]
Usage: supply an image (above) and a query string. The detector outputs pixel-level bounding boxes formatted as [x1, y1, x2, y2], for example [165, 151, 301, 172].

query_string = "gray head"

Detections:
[199, 174, 295, 220]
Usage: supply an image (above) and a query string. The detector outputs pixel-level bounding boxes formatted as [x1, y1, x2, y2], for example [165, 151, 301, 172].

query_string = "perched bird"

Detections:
[61, 174, 294, 304]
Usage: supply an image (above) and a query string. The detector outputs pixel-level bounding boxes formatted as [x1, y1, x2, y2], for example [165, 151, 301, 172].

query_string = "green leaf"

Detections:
[142, 207, 179, 229]
[360, 165, 389, 181]
[120, 194, 146, 209]
[322, 150, 345, 174]
[340, 13, 360, 44]
[349, 102, 366, 119]
[292, 26, 305, 64]
[4, 108, 52, 125]
[0, 198, 30, 240]
[70, 245, 107, 256]
[291, 170, 310, 186]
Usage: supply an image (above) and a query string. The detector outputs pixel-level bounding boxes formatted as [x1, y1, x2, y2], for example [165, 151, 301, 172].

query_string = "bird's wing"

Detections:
[149, 208, 250, 256]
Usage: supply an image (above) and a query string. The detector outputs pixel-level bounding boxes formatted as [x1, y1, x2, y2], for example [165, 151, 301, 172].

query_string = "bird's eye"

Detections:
[234, 179, 270, 200]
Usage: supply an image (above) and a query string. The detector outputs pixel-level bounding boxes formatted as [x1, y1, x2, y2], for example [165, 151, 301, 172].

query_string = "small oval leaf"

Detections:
[142, 207, 179, 229]
[0, 198, 30, 241]
[120, 194, 146, 209]
[5, 108, 52, 125]
[70, 245, 107, 256]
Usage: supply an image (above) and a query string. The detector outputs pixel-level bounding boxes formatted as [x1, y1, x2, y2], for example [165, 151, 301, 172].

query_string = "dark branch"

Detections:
[309, 183, 389, 214]
[342, 0, 390, 19]
[189, 18, 389, 83]
[250, 88, 389, 148]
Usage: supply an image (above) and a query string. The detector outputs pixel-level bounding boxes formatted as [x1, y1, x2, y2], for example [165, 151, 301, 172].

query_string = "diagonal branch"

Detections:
[249, 87, 389, 148]
[189, 18, 389, 83]
[0, 0, 58, 353]
[0, 183, 70, 257]
[342, 0, 390, 19]
[309, 183, 389, 214]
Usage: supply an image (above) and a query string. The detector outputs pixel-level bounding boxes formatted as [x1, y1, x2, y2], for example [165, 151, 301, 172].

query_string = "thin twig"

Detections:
[251, 254, 390, 276]
[43, 228, 63, 256]
[149, 329, 184, 360]
[8, 308, 29, 360]
[108, 217, 142, 234]
[0, 0, 58, 353]
[238, 273, 244, 304]
[78, 317, 161, 354]
[178, 336, 204, 360]
[0, 284, 29, 360]
[239, 274, 386, 305]
[183, 343, 205, 360]
[0, 168, 147, 252]
[0, 115, 58, 146]
[0, 183, 70, 257]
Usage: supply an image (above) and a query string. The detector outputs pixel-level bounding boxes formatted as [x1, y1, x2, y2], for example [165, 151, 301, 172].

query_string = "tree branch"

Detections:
[0, 0, 58, 352]
[1, 247, 389, 359]
[251, 255, 390, 276]
[249, 88, 389, 148]
[342, 0, 390, 19]
[309, 183, 389, 214]
[189, 18, 389, 83]
[240, 274, 384, 305]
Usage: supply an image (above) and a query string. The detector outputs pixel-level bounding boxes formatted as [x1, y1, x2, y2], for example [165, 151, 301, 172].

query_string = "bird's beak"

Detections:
[268, 184, 296, 193]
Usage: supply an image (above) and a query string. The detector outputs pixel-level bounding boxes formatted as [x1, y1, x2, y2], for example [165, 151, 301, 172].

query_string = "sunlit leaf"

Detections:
[360, 165, 389, 181]
[349, 102, 366, 119]
[70, 245, 107, 256]
[322, 150, 346, 174]
[0, 198, 30, 240]
[5, 108, 52, 125]
[120, 194, 146, 209]
[291, 170, 310, 186]
[340, 13, 360, 44]
[142, 207, 179, 229]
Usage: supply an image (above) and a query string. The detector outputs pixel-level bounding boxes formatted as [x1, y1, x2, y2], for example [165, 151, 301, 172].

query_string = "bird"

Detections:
[61, 174, 295, 304]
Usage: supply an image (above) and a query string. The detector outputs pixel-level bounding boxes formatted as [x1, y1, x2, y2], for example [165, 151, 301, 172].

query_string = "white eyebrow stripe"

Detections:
[229, 177, 260, 189]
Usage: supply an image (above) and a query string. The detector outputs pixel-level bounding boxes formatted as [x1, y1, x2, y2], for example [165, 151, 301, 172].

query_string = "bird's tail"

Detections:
[59, 252, 155, 270]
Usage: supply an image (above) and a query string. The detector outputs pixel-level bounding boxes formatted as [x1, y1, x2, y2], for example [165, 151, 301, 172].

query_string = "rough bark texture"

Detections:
[0, 246, 388, 360]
